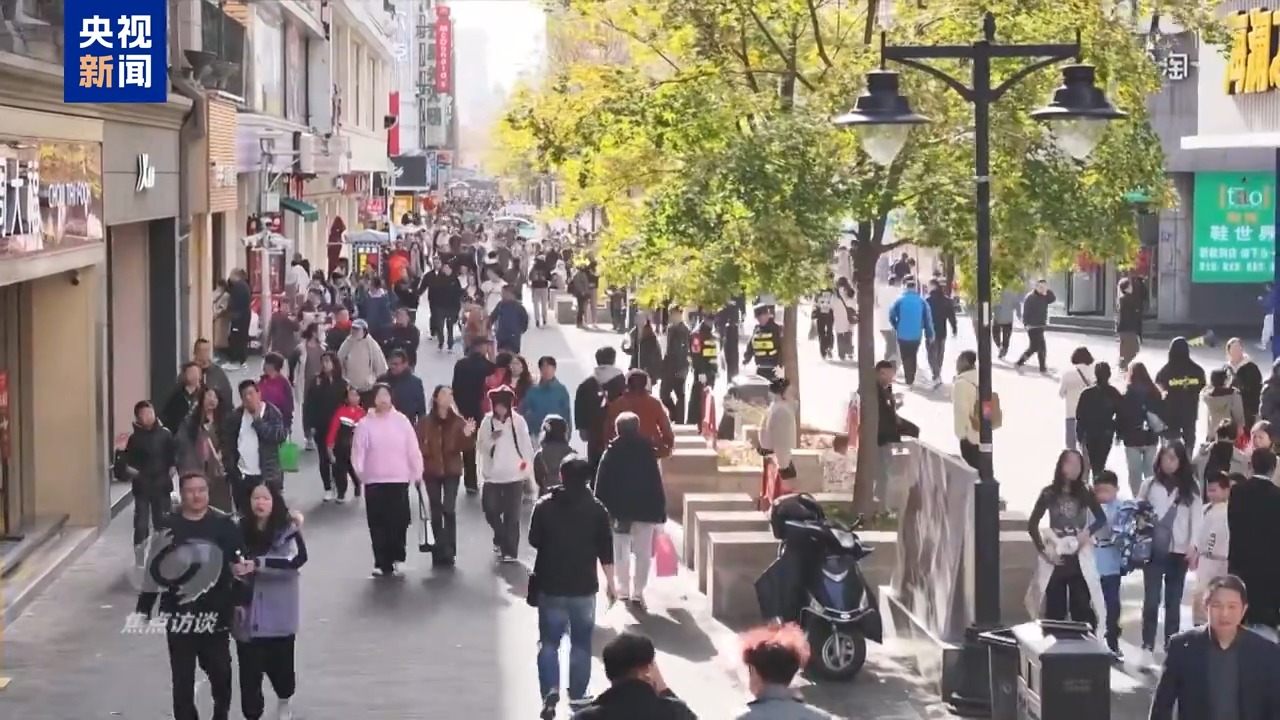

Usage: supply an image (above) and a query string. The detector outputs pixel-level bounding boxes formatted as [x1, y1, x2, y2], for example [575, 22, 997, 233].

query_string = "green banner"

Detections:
[1193, 171, 1276, 283]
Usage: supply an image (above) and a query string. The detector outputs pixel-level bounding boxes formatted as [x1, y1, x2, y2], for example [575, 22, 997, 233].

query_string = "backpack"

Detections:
[1105, 499, 1157, 576]
[964, 378, 1003, 431]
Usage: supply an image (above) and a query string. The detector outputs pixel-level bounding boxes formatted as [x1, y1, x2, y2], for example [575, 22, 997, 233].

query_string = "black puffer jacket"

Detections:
[571, 679, 697, 720]
[123, 422, 176, 494]
[594, 430, 667, 524]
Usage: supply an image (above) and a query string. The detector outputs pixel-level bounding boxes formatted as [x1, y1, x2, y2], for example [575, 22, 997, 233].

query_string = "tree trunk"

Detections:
[782, 304, 801, 444]
[852, 229, 882, 516]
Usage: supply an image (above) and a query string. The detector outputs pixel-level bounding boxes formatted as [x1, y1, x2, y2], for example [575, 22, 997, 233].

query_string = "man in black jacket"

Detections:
[225, 269, 253, 369]
[382, 307, 422, 368]
[123, 400, 177, 549]
[1115, 278, 1144, 371]
[451, 338, 495, 494]
[574, 346, 626, 472]
[1015, 279, 1055, 373]
[660, 308, 692, 422]
[1155, 336, 1206, 448]
[1150, 575, 1280, 720]
[378, 349, 427, 425]
[924, 279, 958, 387]
[529, 457, 616, 718]
[572, 633, 697, 720]
[133, 472, 250, 720]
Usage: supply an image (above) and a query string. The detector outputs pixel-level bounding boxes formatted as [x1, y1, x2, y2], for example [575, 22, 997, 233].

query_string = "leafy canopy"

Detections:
[491, 0, 1220, 302]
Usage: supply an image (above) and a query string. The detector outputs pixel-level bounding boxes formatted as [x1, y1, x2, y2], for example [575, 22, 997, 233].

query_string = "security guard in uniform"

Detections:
[744, 304, 783, 381]
[687, 318, 719, 424]
[716, 301, 741, 379]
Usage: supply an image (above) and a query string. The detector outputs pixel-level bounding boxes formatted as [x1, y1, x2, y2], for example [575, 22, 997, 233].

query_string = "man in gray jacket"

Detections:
[1015, 279, 1056, 373]
[992, 287, 1022, 359]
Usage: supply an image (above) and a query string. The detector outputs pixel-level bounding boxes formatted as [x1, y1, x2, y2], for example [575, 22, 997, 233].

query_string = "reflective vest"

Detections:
[752, 329, 779, 359]
[692, 333, 718, 359]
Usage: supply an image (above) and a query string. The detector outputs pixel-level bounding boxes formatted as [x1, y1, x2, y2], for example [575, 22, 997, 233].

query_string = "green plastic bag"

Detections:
[279, 441, 301, 473]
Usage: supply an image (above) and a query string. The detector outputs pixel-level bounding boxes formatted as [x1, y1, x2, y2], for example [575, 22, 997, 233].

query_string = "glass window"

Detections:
[284, 24, 308, 123]
[0, 0, 64, 65]
[252, 8, 284, 116]
[354, 47, 363, 129]
[368, 57, 377, 129]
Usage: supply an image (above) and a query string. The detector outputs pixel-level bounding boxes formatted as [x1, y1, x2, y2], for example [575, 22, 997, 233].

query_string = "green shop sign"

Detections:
[1193, 171, 1276, 283]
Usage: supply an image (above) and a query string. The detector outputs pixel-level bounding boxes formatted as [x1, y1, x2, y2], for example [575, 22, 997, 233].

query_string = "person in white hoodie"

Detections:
[952, 350, 981, 469]
[1058, 347, 1096, 452]
[876, 276, 902, 366]
[476, 385, 535, 562]
[1191, 470, 1231, 625]
[1136, 442, 1202, 663]
[337, 319, 388, 399]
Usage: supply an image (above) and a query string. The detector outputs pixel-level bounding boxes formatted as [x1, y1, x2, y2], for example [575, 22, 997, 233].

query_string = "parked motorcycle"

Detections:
[754, 493, 882, 681]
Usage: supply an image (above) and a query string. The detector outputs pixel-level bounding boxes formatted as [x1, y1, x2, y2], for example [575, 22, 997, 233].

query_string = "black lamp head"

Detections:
[1030, 64, 1127, 160]
[832, 70, 930, 166]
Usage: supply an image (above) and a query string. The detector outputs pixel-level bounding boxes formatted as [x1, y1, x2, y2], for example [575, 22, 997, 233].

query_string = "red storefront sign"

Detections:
[387, 91, 400, 156]
[434, 7, 452, 93]
[0, 371, 10, 461]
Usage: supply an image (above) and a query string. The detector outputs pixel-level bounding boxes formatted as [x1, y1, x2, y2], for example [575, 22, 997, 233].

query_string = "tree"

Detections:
[492, 0, 1219, 514]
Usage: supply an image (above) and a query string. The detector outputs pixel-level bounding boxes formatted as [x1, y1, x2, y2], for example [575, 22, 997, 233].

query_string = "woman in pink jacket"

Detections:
[352, 383, 424, 577]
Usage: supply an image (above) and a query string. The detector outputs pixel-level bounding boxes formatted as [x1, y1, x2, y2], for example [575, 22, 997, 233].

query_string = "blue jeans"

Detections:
[1099, 574, 1122, 651]
[536, 595, 596, 701]
[1064, 418, 1077, 451]
[1141, 553, 1188, 650]
[1124, 445, 1158, 497]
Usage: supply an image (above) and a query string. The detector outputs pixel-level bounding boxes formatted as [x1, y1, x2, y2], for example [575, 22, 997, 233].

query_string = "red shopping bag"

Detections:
[653, 529, 678, 578]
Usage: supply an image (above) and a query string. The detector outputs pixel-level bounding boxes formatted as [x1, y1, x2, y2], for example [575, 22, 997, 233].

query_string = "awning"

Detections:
[279, 197, 319, 222]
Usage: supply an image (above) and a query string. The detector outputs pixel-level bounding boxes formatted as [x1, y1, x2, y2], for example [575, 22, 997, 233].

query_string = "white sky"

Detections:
[449, 0, 545, 90]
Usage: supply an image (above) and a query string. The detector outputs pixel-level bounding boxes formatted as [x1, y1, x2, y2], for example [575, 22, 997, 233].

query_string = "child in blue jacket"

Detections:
[521, 356, 572, 440]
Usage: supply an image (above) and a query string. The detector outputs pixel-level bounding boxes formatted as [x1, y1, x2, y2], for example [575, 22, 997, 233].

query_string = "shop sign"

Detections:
[1159, 53, 1190, 81]
[1223, 8, 1280, 95]
[0, 140, 103, 259]
[1192, 171, 1276, 283]
[212, 164, 237, 189]
[63, 0, 168, 104]
[434, 6, 452, 93]
[135, 154, 156, 192]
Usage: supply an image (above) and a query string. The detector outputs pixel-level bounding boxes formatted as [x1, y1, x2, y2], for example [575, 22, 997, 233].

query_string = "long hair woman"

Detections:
[1136, 441, 1201, 661]
[1118, 362, 1164, 495]
[509, 354, 534, 405]
[303, 351, 348, 502]
[482, 351, 516, 413]
[352, 383, 424, 576]
[235, 481, 307, 720]
[176, 386, 234, 512]
[416, 385, 475, 566]
[1026, 449, 1107, 627]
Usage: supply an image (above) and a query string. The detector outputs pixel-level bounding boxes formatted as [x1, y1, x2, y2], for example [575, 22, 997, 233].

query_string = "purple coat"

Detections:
[257, 374, 294, 426]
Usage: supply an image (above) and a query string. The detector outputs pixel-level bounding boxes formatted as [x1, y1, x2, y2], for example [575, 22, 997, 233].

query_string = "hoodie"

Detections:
[475, 388, 535, 484]
[925, 288, 958, 339]
[888, 289, 934, 343]
[338, 323, 389, 392]
[993, 288, 1021, 325]
[952, 368, 979, 443]
[1155, 337, 1206, 434]
[574, 365, 627, 459]
[257, 373, 295, 426]
[522, 377, 572, 434]
[351, 408, 423, 485]
[1201, 386, 1245, 440]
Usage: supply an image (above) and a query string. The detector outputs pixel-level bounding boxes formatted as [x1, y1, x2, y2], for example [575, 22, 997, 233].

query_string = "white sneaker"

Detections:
[305, 438, 315, 451]
[392, 562, 406, 576]
[277, 697, 294, 720]
[323, 489, 336, 502]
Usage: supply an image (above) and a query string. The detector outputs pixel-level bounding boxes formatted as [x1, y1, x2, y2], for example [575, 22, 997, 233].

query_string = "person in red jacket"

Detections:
[482, 351, 517, 414]
[326, 385, 367, 501]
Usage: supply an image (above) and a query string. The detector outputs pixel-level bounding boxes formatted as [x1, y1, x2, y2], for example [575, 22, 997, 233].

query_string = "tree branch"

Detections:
[862, 0, 879, 45]
[736, 12, 761, 93]
[747, 7, 816, 92]
[599, 19, 682, 73]
[804, 0, 836, 74]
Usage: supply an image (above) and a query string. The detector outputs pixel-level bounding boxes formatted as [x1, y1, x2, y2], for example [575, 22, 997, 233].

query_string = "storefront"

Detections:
[187, 93, 240, 347]
[0, 113, 107, 536]
[102, 121, 182, 454]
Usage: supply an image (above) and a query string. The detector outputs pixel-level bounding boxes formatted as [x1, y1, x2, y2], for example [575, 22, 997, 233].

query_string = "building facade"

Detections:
[0, 17, 191, 542]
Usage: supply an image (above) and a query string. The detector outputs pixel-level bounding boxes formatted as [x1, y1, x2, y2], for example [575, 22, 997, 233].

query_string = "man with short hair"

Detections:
[1228, 448, 1280, 631]
[383, 306, 422, 368]
[571, 632, 695, 719]
[122, 400, 177, 548]
[736, 623, 839, 719]
[529, 457, 617, 717]
[185, 338, 233, 409]
[378, 349, 427, 425]
[522, 356, 572, 440]
[1150, 575, 1280, 719]
[490, 284, 530, 353]
[594, 412, 666, 609]
[133, 472, 250, 720]
[223, 379, 289, 511]
[574, 346, 626, 471]
[1015, 278, 1056, 373]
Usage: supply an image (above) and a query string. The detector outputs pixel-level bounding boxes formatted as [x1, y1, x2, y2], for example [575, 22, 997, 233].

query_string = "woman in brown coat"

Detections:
[417, 385, 476, 566]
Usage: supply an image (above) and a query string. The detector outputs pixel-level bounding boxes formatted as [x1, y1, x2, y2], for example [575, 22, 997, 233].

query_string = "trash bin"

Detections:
[978, 629, 1021, 720]
[1010, 620, 1112, 720]
[718, 374, 771, 440]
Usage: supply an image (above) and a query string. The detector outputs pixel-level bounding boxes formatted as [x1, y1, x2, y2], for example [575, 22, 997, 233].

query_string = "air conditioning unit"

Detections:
[296, 133, 318, 175]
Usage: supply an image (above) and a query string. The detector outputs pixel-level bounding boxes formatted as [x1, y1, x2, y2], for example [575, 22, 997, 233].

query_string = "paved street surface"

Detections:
[0, 311, 969, 720]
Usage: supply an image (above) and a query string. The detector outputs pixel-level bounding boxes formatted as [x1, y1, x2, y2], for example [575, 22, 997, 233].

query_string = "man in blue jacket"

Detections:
[378, 349, 427, 425]
[490, 285, 530, 353]
[523, 356, 572, 440]
[888, 278, 934, 386]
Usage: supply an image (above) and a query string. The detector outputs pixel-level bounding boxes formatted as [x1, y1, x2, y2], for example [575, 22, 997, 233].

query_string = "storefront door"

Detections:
[0, 283, 27, 538]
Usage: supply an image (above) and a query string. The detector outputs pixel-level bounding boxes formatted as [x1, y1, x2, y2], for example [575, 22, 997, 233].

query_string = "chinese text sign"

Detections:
[63, 0, 167, 104]
[1224, 7, 1280, 95]
[1193, 172, 1276, 283]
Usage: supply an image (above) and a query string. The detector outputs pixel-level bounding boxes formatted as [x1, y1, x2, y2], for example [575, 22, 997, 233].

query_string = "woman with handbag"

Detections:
[1026, 449, 1108, 628]
[1135, 442, 1202, 664]
[416, 385, 476, 566]
[234, 481, 307, 720]
[1118, 362, 1165, 496]
[176, 386, 235, 513]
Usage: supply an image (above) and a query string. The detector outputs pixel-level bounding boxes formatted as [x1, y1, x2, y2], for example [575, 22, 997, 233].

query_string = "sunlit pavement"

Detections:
[0, 306, 1174, 719]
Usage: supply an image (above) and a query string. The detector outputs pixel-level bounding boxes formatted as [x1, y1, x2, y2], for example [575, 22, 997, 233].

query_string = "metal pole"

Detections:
[971, 36, 1001, 632]
[388, 163, 398, 244]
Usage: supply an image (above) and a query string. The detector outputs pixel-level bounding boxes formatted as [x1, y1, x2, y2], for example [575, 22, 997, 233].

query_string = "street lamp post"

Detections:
[834, 12, 1125, 714]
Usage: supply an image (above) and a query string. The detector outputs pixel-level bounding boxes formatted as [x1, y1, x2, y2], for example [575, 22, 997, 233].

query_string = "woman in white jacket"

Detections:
[475, 385, 535, 562]
[831, 279, 856, 361]
[1058, 347, 1095, 452]
[336, 320, 388, 396]
[1136, 442, 1202, 662]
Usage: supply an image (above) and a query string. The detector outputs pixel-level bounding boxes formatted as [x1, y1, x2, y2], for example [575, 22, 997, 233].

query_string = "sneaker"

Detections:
[466, 486, 479, 496]
[323, 489, 336, 502]
[304, 438, 315, 451]
[335, 496, 346, 504]
[392, 562, 406, 576]
[277, 697, 294, 720]
[500, 554, 520, 564]
[493, 544, 503, 557]
[567, 697, 594, 712]
[540, 693, 559, 720]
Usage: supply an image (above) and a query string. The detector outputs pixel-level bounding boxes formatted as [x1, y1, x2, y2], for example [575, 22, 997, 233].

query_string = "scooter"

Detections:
[755, 494, 883, 681]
